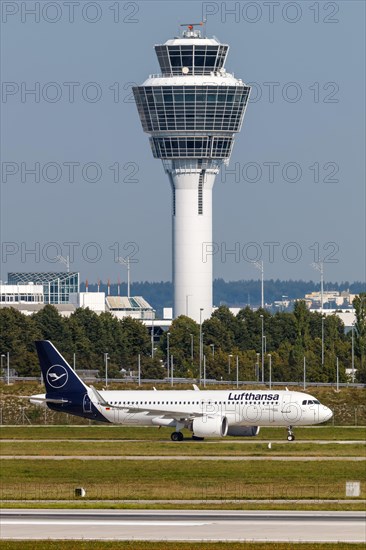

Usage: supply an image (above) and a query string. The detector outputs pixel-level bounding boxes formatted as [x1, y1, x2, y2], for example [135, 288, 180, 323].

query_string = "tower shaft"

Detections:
[168, 161, 218, 321]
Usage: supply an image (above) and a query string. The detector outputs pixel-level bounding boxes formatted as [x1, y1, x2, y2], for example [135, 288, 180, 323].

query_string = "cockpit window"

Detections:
[302, 400, 307, 405]
[313, 399, 320, 404]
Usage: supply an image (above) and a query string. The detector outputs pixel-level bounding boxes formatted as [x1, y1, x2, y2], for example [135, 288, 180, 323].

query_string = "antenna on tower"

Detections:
[180, 22, 204, 38]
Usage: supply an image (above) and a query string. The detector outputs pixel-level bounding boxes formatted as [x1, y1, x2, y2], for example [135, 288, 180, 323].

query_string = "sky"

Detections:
[1, 0, 365, 285]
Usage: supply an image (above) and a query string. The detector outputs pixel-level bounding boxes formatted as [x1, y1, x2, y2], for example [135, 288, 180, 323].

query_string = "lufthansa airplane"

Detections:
[29, 340, 333, 441]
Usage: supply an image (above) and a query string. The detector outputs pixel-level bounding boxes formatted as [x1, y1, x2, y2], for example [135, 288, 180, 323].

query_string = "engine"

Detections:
[192, 416, 228, 438]
[227, 426, 260, 437]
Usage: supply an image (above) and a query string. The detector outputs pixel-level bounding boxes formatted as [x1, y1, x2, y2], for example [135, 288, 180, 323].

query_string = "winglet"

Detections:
[89, 385, 110, 407]
[193, 384, 200, 391]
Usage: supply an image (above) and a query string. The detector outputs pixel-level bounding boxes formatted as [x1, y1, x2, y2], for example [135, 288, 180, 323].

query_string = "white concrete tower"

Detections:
[133, 25, 250, 322]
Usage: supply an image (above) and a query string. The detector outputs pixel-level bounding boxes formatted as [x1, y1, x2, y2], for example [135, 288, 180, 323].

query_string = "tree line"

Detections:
[83, 279, 366, 313]
[1, 294, 365, 383]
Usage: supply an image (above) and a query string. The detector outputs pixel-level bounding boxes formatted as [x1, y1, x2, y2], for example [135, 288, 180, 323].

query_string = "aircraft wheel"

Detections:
[171, 431, 181, 442]
[287, 434, 295, 441]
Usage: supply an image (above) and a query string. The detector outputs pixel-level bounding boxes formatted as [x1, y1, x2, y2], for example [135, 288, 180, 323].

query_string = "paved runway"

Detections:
[1, 509, 365, 542]
[1, 455, 364, 460]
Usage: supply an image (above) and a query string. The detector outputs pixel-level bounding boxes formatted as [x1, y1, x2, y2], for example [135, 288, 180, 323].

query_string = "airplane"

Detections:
[29, 340, 333, 442]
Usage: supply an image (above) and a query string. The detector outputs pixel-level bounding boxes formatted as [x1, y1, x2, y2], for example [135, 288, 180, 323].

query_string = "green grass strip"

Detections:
[1, 459, 364, 500]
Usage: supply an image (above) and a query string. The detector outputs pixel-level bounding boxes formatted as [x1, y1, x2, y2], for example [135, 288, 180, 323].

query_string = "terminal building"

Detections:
[8, 272, 79, 304]
[1, 273, 159, 324]
[305, 290, 356, 310]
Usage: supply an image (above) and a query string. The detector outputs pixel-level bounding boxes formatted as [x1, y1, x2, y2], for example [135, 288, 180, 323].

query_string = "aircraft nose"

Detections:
[323, 406, 333, 422]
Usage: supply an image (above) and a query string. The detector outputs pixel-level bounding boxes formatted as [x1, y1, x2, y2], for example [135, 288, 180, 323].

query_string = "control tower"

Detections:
[133, 25, 250, 322]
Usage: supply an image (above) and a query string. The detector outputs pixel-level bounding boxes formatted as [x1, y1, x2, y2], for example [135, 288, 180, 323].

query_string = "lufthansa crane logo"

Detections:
[46, 365, 68, 389]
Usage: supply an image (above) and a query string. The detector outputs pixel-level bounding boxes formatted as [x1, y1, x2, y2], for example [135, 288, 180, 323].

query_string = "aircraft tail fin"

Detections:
[35, 340, 88, 395]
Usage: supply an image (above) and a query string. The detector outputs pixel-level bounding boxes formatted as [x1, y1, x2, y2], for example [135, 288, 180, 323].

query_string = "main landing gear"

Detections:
[287, 426, 295, 441]
[171, 431, 184, 442]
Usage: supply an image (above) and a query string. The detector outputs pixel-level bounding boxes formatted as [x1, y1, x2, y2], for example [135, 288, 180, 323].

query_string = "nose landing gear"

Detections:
[287, 426, 295, 441]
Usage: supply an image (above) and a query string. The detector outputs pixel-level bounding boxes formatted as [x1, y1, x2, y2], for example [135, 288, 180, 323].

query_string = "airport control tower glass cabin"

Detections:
[133, 25, 250, 322]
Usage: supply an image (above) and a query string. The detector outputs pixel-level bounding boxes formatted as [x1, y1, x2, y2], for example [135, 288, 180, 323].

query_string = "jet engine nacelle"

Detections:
[227, 426, 260, 437]
[192, 416, 228, 438]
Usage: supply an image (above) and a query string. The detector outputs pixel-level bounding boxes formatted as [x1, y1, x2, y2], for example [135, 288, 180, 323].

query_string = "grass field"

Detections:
[1, 459, 364, 501]
[1, 440, 365, 457]
[1, 425, 364, 506]
[2, 542, 366, 550]
[1, 425, 365, 440]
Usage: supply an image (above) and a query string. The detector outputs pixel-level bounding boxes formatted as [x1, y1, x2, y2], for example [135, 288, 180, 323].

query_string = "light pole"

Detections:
[1, 354, 5, 379]
[57, 254, 70, 273]
[303, 356, 306, 390]
[268, 353, 272, 389]
[312, 261, 324, 310]
[236, 355, 239, 388]
[151, 310, 156, 358]
[190, 334, 194, 364]
[351, 323, 355, 383]
[336, 356, 339, 392]
[199, 308, 204, 384]
[138, 354, 141, 386]
[321, 315, 325, 367]
[104, 353, 109, 388]
[260, 315, 264, 384]
[252, 259, 264, 309]
[167, 332, 170, 378]
[203, 355, 206, 388]
[118, 256, 131, 299]
[256, 352, 260, 381]
[6, 352, 10, 385]
[228, 354, 233, 376]
[210, 344, 215, 358]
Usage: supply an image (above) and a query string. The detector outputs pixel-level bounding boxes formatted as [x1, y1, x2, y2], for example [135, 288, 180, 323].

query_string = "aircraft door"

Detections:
[83, 393, 92, 414]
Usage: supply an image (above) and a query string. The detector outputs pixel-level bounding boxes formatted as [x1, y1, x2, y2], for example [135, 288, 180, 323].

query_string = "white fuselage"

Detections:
[84, 389, 332, 428]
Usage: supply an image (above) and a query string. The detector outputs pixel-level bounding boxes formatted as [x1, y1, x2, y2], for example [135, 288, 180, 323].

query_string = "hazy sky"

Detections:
[1, 0, 365, 285]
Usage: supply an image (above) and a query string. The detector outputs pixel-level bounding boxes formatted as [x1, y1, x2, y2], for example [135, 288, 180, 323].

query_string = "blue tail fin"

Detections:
[35, 340, 88, 395]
